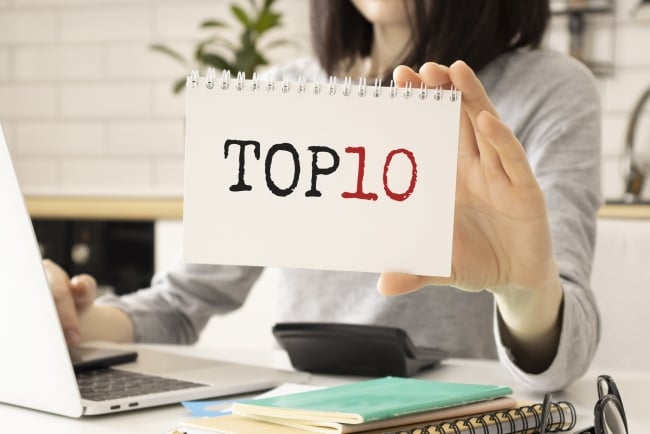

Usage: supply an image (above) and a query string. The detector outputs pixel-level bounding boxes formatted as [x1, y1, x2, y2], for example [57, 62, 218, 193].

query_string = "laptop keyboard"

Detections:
[76, 368, 206, 401]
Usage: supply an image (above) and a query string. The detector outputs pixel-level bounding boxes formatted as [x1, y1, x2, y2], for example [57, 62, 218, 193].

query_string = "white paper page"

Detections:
[183, 77, 460, 276]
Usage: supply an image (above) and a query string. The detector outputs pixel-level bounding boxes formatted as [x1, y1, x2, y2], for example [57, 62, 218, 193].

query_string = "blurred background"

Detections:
[0, 0, 648, 200]
[0, 0, 649, 368]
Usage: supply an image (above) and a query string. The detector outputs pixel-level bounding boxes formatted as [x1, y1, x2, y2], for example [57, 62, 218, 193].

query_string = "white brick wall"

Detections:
[0, 0, 648, 199]
[0, 0, 309, 196]
[0, 48, 9, 80]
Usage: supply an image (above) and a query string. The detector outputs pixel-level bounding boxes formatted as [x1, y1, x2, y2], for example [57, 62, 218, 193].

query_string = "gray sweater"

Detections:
[100, 49, 602, 392]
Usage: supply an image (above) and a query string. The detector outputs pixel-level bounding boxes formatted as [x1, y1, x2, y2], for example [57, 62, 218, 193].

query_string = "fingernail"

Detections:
[65, 330, 80, 346]
[376, 275, 388, 294]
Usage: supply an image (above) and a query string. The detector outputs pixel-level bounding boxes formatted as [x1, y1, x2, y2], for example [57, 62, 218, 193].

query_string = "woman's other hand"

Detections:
[43, 259, 97, 347]
[380, 61, 563, 371]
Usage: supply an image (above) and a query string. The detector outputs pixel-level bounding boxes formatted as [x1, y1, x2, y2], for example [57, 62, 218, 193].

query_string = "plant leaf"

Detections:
[173, 77, 187, 94]
[201, 35, 236, 49]
[263, 0, 274, 12]
[235, 49, 266, 76]
[156, 0, 292, 94]
[231, 4, 251, 27]
[262, 38, 294, 50]
[257, 11, 281, 33]
[200, 19, 229, 29]
[149, 44, 187, 66]
[195, 37, 235, 61]
[199, 53, 234, 71]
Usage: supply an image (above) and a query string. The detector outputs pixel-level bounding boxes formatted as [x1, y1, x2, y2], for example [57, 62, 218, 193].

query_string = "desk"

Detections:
[0, 344, 647, 433]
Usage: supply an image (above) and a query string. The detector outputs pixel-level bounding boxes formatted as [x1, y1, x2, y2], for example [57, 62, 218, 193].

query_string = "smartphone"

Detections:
[69, 347, 138, 372]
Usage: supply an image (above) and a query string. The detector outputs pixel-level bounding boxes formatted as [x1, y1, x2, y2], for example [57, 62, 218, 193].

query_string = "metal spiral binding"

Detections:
[220, 70, 230, 90]
[418, 82, 428, 100]
[476, 414, 498, 434]
[328, 76, 337, 96]
[342, 76, 352, 96]
[206, 68, 215, 89]
[266, 74, 275, 92]
[382, 400, 576, 434]
[189, 70, 461, 102]
[494, 408, 515, 433]
[313, 76, 321, 95]
[448, 420, 463, 434]
[474, 415, 491, 433]
[189, 69, 199, 88]
[433, 86, 443, 101]
[403, 81, 413, 99]
[389, 79, 398, 98]
[235, 71, 245, 91]
[450, 85, 459, 102]
[373, 78, 383, 97]
[358, 77, 367, 97]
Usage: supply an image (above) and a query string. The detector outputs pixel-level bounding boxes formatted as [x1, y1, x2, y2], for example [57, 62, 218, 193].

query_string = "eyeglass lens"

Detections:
[597, 375, 620, 401]
[597, 375, 628, 431]
[597, 396, 627, 434]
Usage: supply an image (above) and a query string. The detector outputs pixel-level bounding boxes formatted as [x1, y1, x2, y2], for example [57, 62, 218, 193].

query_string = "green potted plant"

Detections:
[150, 0, 292, 93]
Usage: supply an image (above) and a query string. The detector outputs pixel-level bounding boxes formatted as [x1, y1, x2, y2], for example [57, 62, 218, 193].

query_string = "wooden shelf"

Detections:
[26, 196, 183, 221]
[25, 196, 650, 221]
[551, 0, 613, 14]
[598, 203, 650, 219]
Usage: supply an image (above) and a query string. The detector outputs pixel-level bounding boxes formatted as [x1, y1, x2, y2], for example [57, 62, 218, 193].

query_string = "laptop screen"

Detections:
[0, 125, 84, 417]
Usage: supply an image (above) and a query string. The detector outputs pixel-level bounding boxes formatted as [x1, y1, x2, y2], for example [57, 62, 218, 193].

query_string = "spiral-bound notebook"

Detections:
[183, 70, 461, 275]
[374, 401, 577, 434]
[177, 398, 577, 434]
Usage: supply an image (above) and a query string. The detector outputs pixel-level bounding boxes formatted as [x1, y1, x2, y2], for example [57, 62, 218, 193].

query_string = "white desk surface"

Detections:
[0, 344, 647, 433]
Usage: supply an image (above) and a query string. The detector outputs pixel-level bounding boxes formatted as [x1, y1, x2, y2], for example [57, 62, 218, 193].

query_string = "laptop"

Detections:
[0, 124, 308, 417]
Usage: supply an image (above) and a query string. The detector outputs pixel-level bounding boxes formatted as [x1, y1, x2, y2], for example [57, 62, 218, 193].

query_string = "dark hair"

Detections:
[309, 0, 550, 80]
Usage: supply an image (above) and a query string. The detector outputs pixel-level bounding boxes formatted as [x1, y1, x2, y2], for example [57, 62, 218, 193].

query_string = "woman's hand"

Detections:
[43, 259, 97, 347]
[43, 259, 135, 347]
[380, 61, 564, 371]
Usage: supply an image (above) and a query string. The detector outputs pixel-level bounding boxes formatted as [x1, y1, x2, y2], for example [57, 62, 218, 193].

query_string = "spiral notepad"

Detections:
[183, 70, 461, 275]
[380, 401, 577, 434]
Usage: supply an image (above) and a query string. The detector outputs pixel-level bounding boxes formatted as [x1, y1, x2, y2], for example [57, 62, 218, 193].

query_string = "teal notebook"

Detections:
[231, 377, 512, 425]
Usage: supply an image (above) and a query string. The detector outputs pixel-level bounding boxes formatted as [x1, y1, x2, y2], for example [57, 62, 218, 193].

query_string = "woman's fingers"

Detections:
[70, 274, 97, 311]
[393, 64, 421, 87]
[448, 61, 498, 119]
[393, 62, 450, 89]
[418, 62, 451, 87]
[377, 272, 427, 295]
[377, 272, 454, 295]
[449, 61, 506, 177]
[477, 110, 537, 187]
[397, 61, 497, 121]
[43, 259, 81, 346]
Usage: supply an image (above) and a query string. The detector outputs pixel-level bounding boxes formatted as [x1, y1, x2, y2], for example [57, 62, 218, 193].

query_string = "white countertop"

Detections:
[0, 344, 647, 433]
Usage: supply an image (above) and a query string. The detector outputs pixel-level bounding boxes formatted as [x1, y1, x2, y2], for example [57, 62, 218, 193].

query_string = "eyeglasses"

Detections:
[573, 375, 628, 434]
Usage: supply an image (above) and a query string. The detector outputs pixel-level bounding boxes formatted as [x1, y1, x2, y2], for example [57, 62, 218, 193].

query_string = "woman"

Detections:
[47, 0, 601, 391]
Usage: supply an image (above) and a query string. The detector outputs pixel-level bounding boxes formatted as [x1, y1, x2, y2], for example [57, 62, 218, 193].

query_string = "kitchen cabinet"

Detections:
[26, 197, 173, 295]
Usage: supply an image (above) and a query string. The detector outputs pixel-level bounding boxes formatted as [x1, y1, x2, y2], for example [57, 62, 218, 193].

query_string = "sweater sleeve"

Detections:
[97, 261, 264, 344]
[489, 51, 602, 391]
[92, 58, 322, 346]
